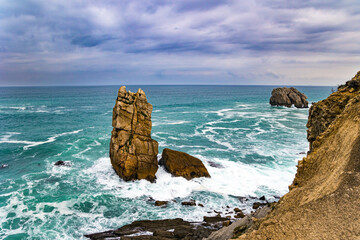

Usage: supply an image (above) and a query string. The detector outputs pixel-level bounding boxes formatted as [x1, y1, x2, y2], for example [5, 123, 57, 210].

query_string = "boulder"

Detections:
[110, 86, 158, 182]
[269, 87, 308, 108]
[159, 148, 210, 180]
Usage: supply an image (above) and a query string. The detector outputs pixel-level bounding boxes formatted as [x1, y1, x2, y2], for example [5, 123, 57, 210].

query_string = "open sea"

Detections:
[0, 85, 333, 239]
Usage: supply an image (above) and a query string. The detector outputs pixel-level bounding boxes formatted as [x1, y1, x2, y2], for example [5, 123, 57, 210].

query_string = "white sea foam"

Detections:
[0, 129, 83, 150]
[84, 154, 294, 203]
[153, 120, 191, 126]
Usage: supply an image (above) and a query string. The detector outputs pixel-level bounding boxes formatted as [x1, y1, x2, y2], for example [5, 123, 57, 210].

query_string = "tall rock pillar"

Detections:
[110, 86, 158, 182]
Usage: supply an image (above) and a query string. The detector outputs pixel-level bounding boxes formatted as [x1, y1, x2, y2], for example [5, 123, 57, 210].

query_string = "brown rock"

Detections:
[155, 201, 168, 207]
[159, 148, 210, 180]
[110, 86, 158, 182]
[234, 208, 241, 213]
[269, 87, 308, 108]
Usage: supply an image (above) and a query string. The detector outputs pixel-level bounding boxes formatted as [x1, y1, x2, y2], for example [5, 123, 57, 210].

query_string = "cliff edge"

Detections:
[237, 71, 360, 239]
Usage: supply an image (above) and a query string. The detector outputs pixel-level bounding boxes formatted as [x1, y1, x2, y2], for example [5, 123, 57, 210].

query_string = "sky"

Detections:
[1, 0, 360, 86]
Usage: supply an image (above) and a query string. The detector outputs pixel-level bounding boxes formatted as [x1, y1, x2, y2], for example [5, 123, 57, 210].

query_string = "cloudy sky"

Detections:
[1, 0, 360, 86]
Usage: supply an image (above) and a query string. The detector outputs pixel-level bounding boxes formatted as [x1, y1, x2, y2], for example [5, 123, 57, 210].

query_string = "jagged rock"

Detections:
[159, 148, 210, 180]
[269, 87, 308, 108]
[307, 71, 360, 151]
[110, 86, 158, 182]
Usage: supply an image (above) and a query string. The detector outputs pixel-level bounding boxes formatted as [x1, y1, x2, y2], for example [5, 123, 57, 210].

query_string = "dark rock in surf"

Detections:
[155, 201, 168, 207]
[54, 161, 70, 166]
[181, 200, 197, 206]
[159, 148, 210, 180]
[0, 164, 8, 169]
[270, 87, 308, 108]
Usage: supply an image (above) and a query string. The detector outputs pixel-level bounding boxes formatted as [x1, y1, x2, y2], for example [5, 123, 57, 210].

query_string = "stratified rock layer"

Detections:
[236, 71, 360, 239]
[110, 86, 158, 182]
[270, 87, 308, 108]
[159, 148, 210, 180]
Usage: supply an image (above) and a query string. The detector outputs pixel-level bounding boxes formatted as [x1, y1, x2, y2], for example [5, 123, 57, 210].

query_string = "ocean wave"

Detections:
[0, 130, 83, 150]
[153, 120, 191, 127]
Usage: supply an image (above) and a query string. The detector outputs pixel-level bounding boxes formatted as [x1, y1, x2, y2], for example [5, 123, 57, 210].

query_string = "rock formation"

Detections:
[110, 86, 158, 182]
[232, 71, 360, 239]
[270, 87, 308, 108]
[159, 148, 210, 180]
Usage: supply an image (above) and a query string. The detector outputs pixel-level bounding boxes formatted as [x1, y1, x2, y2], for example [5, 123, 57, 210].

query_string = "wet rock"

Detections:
[252, 202, 267, 210]
[159, 148, 210, 180]
[270, 87, 308, 108]
[54, 161, 70, 166]
[234, 208, 241, 213]
[155, 201, 168, 207]
[259, 196, 266, 201]
[181, 200, 196, 206]
[235, 212, 245, 218]
[198, 203, 204, 207]
[85, 218, 218, 240]
[0, 164, 8, 169]
[203, 216, 228, 223]
[110, 86, 158, 182]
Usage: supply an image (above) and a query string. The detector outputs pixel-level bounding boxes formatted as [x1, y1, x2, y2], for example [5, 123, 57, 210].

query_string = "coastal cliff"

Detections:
[235, 71, 360, 239]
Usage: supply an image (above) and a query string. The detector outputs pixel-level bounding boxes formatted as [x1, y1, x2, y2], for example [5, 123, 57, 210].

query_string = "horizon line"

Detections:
[0, 83, 337, 88]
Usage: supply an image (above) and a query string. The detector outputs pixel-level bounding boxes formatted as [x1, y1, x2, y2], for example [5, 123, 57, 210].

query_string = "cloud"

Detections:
[0, 0, 360, 86]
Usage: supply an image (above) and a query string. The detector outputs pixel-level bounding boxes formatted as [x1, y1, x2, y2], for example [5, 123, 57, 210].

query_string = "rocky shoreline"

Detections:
[85, 195, 273, 240]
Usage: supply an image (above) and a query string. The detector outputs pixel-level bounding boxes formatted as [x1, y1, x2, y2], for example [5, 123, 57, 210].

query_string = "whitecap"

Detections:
[0, 129, 83, 150]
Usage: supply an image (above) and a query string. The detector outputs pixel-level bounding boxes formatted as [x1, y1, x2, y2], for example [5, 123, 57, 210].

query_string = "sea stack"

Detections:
[110, 86, 158, 182]
[270, 87, 308, 108]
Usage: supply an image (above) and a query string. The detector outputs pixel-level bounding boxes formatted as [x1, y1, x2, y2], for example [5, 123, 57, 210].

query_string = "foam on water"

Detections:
[0, 129, 83, 150]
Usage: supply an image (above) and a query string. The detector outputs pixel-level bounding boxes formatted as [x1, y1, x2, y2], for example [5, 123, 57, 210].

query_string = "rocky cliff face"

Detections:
[110, 86, 158, 182]
[270, 87, 308, 108]
[236, 71, 360, 239]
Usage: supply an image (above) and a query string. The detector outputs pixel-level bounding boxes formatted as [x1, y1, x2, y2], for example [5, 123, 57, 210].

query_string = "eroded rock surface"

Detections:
[270, 87, 308, 108]
[110, 86, 158, 182]
[159, 148, 210, 180]
[307, 71, 360, 151]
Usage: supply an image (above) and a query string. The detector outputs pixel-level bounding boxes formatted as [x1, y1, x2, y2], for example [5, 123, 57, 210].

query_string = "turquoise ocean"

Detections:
[0, 85, 333, 239]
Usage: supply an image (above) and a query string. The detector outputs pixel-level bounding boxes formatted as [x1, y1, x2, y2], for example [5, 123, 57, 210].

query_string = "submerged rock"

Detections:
[110, 86, 158, 182]
[269, 87, 308, 108]
[159, 148, 210, 180]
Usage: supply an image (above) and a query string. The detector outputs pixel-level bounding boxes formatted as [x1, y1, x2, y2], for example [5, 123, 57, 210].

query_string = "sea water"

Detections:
[0, 85, 333, 239]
